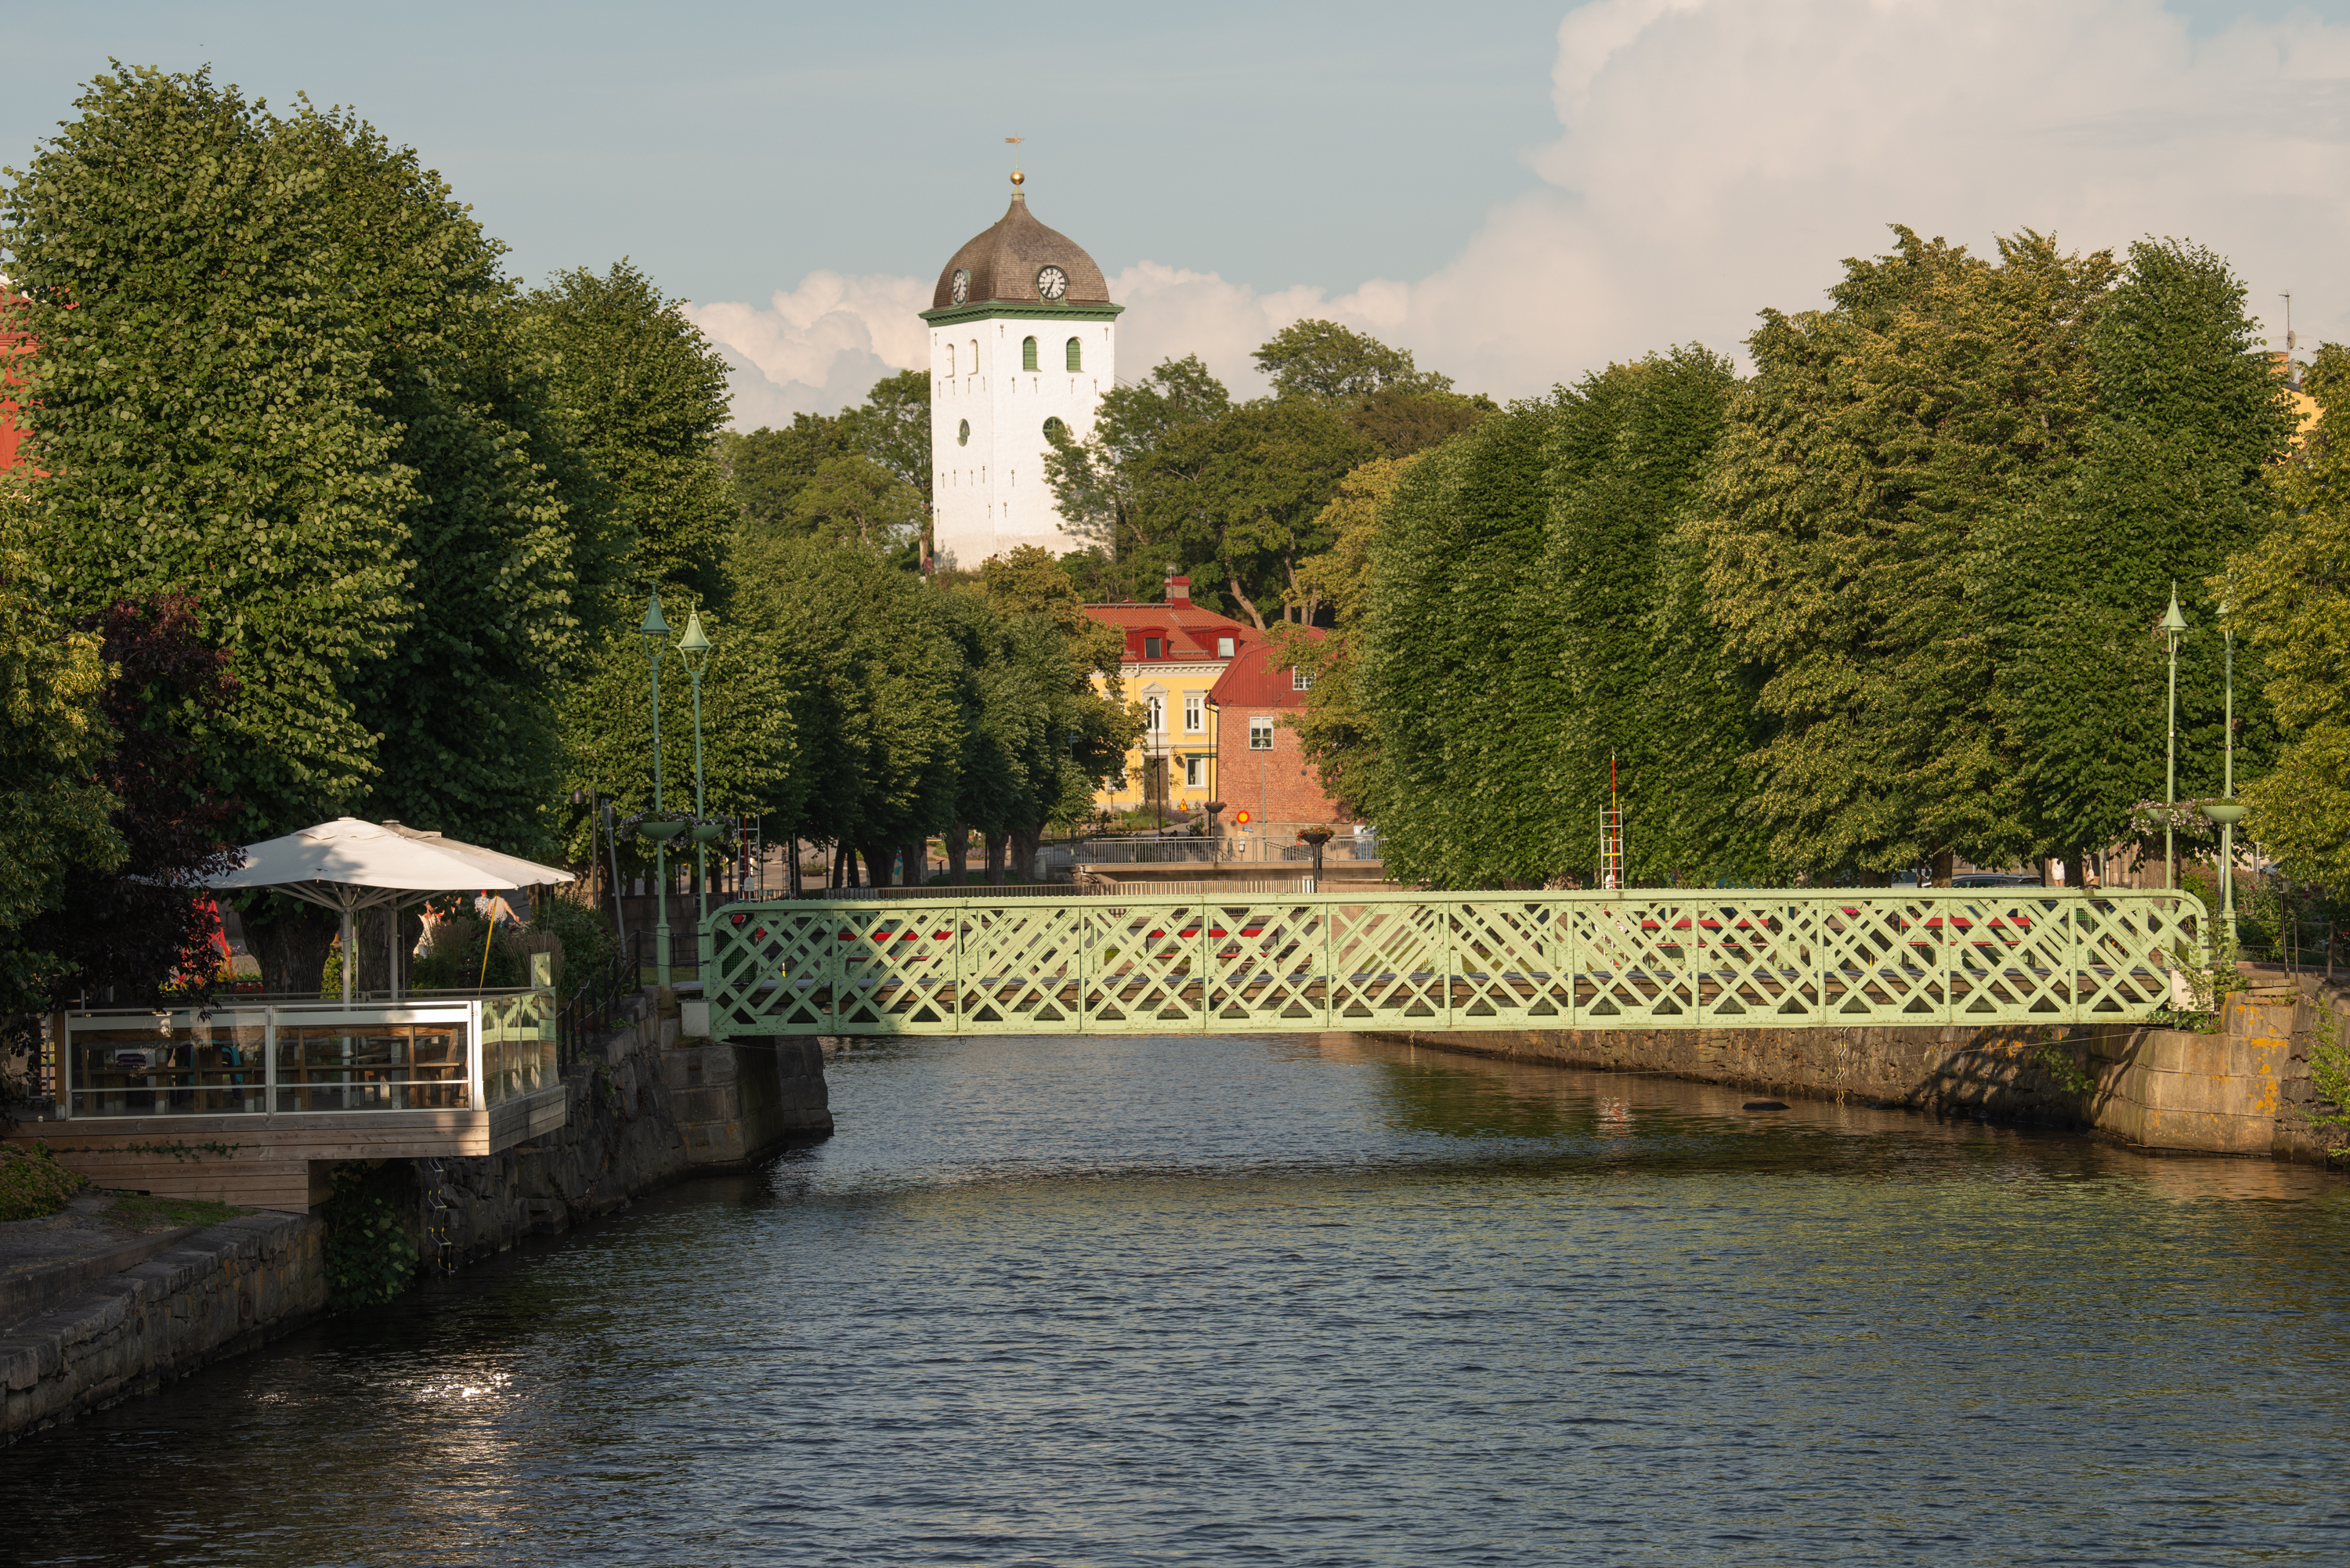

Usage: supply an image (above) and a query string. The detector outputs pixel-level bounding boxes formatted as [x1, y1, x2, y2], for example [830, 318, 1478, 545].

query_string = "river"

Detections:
[6, 1031, 2348, 1566]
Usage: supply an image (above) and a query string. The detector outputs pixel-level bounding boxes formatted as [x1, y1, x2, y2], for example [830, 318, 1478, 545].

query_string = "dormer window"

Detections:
[1217, 636, 1235, 659]
[1144, 637, 1162, 659]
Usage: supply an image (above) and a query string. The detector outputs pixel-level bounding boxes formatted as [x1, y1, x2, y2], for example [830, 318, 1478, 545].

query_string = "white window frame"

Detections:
[1184, 755, 1206, 788]
[1184, 694, 1204, 733]
[1292, 667, 1314, 692]
[1249, 717, 1275, 751]
[1217, 636, 1235, 658]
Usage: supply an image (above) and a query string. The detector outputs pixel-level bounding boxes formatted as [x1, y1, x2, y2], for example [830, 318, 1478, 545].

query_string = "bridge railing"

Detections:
[697, 887, 2208, 1040]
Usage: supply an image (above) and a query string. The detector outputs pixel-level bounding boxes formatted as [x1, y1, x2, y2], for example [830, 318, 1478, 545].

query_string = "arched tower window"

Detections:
[945, 343, 956, 377]
[968, 339, 978, 375]
[1021, 335, 1039, 371]
[1065, 337, 1083, 371]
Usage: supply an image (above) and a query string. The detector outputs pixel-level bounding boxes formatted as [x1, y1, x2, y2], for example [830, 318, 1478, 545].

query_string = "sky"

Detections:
[8, 0, 2350, 425]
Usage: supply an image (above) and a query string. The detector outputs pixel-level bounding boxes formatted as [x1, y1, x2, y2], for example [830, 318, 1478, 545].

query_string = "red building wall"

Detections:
[1207, 636, 1345, 828]
[0, 295, 31, 473]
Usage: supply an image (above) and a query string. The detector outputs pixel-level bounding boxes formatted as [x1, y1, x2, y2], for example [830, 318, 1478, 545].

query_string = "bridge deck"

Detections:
[700, 888, 2207, 1039]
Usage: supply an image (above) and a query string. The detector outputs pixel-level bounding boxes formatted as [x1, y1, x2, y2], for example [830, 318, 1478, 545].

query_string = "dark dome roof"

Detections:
[932, 193, 1112, 310]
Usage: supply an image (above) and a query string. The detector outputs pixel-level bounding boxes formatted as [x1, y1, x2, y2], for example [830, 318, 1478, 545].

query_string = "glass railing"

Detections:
[56, 992, 555, 1119]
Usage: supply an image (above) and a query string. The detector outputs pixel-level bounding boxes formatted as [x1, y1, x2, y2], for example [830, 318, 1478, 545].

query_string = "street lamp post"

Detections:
[2203, 598, 2246, 948]
[639, 592, 674, 979]
[2161, 583, 2189, 891]
[679, 612, 716, 974]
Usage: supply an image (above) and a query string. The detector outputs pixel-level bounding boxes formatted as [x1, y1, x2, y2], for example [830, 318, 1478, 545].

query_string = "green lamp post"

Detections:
[2161, 583, 2189, 891]
[678, 611, 720, 973]
[2202, 594, 2245, 948]
[638, 591, 678, 979]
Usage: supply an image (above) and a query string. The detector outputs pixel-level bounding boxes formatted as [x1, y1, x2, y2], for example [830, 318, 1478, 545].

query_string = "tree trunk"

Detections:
[1009, 827, 1043, 884]
[946, 822, 971, 885]
[1930, 849, 1955, 888]
[1227, 576, 1267, 630]
[786, 836, 803, 898]
[857, 842, 897, 887]
[356, 906, 426, 995]
[244, 898, 339, 996]
[984, 832, 1009, 884]
[905, 838, 929, 888]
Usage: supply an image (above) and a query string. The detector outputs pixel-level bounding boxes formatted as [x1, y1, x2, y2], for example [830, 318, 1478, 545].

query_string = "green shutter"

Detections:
[1065, 336, 1083, 371]
[1022, 336, 1039, 370]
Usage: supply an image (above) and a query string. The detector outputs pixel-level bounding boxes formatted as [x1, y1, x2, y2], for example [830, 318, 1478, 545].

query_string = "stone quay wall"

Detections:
[415, 990, 833, 1270]
[1371, 969, 2348, 1165]
[2, 1212, 324, 1443]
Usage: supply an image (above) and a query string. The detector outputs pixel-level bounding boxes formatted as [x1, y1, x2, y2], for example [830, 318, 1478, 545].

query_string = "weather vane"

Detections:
[1006, 136, 1025, 186]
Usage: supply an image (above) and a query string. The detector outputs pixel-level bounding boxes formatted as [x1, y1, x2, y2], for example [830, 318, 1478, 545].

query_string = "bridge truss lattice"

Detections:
[699, 888, 2207, 1040]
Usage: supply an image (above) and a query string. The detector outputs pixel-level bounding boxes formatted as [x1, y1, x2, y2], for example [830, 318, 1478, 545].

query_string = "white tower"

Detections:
[924, 172, 1121, 568]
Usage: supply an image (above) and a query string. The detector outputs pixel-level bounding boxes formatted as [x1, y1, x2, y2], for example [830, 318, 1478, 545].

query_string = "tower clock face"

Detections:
[950, 269, 970, 305]
[1036, 266, 1068, 302]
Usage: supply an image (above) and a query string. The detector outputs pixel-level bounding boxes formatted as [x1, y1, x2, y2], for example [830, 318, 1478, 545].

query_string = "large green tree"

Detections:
[1358, 401, 1560, 887]
[2230, 343, 2350, 884]
[1990, 238, 2293, 881]
[841, 368, 932, 504]
[718, 411, 848, 536]
[1122, 398, 1374, 627]
[1253, 319, 1452, 402]
[1043, 354, 1232, 554]
[0, 485, 121, 1011]
[1530, 345, 1762, 885]
[1695, 228, 2116, 882]
[728, 532, 960, 879]
[3, 68, 416, 838]
[521, 260, 733, 605]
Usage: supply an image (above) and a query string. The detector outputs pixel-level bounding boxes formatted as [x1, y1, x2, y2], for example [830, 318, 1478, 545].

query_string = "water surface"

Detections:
[7, 1032, 2347, 1566]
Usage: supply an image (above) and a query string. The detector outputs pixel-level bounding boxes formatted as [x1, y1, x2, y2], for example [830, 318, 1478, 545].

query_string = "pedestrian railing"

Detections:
[48, 990, 556, 1118]
[697, 887, 2207, 1039]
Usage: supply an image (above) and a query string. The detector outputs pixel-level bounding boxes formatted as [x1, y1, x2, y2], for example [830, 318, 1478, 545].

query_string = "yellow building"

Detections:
[1082, 577, 1254, 817]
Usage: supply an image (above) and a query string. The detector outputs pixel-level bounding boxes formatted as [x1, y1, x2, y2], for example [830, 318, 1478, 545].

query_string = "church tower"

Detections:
[924, 172, 1121, 569]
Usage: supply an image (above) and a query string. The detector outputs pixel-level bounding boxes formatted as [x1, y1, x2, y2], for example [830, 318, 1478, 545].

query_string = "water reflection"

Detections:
[5, 1030, 2346, 1567]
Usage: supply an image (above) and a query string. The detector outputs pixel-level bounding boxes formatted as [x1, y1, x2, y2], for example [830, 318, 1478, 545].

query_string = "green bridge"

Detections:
[699, 887, 2209, 1040]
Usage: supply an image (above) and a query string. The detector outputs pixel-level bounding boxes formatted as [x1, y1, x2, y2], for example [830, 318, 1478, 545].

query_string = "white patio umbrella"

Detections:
[206, 816, 574, 1002]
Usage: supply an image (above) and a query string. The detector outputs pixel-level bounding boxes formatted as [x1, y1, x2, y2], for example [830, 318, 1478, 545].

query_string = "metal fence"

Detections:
[698, 887, 2207, 1040]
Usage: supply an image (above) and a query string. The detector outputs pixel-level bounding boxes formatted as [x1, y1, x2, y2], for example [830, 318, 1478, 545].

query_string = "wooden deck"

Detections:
[5, 1085, 569, 1212]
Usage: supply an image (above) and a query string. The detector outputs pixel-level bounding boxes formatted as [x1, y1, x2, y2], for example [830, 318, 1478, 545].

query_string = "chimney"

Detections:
[1168, 574, 1191, 605]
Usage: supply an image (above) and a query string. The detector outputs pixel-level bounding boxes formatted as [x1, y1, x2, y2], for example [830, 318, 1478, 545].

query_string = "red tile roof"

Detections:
[1206, 630, 1325, 709]
[1082, 580, 1256, 661]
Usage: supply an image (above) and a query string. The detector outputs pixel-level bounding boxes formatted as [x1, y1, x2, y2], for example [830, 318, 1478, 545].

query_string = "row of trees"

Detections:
[1282, 228, 2337, 891]
[0, 66, 1140, 1006]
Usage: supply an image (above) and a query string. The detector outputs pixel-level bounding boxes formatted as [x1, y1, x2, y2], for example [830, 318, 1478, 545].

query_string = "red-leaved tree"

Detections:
[42, 593, 242, 1006]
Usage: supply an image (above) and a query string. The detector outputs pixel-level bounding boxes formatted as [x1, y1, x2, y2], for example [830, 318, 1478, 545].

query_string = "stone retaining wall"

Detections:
[1, 1212, 323, 1443]
[1371, 969, 2348, 1165]
[416, 991, 832, 1270]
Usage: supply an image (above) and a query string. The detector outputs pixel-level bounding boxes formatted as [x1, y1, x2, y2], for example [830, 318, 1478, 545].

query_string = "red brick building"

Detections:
[1206, 631, 1345, 830]
[0, 293, 29, 474]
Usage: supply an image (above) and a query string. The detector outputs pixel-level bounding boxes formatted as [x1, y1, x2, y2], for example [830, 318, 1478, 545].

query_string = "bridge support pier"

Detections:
[667, 1036, 833, 1168]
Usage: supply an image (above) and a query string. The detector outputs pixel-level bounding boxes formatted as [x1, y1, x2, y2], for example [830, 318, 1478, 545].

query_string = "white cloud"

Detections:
[692, 1, 2350, 421]
[681, 273, 929, 429]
